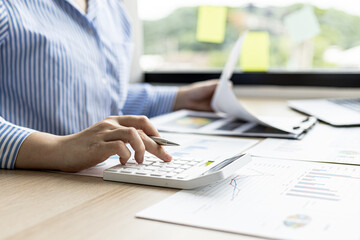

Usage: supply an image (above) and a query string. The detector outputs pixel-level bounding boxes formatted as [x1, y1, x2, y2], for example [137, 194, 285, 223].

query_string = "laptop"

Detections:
[288, 98, 360, 126]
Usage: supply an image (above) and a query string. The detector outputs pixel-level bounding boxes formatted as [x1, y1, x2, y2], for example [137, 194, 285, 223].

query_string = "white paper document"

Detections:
[137, 157, 360, 240]
[151, 110, 310, 139]
[71, 133, 258, 178]
[211, 32, 259, 123]
[210, 33, 316, 136]
[248, 124, 360, 165]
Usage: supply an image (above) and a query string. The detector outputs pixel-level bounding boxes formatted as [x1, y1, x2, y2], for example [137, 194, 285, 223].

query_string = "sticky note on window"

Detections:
[240, 32, 270, 72]
[284, 5, 320, 44]
[196, 6, 227, 43]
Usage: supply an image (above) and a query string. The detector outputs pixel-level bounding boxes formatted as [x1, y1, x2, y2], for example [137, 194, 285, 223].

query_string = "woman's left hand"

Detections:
[173, 80, 219, 112]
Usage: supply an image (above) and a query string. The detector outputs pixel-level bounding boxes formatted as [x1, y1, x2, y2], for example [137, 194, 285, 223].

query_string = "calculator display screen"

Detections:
[205, 154, 244, 174]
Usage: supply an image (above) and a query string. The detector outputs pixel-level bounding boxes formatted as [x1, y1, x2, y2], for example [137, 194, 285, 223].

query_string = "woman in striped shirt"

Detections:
[0, 0, 218, 172]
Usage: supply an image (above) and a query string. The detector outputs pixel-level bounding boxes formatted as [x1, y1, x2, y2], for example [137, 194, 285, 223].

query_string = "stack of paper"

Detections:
[248, 124, 360, 165]
[137, 157, 360, 239]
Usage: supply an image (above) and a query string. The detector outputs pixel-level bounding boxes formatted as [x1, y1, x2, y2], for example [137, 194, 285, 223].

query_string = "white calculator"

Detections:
[103, 153, 251, 189]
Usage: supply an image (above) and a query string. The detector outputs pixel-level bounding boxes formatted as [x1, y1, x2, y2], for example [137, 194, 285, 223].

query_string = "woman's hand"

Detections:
[173, 80, 218, 112]
[15, 116, 172, 172]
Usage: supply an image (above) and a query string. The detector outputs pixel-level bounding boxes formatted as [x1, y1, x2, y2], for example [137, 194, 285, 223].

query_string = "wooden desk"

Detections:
[0, 99, 304, 240]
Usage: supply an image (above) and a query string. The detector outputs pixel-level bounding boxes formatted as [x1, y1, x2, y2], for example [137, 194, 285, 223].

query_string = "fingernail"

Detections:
[165, 153, 172, 161]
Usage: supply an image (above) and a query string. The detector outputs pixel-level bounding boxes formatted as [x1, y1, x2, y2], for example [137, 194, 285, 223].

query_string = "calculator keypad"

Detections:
[109, 155, 204, 179]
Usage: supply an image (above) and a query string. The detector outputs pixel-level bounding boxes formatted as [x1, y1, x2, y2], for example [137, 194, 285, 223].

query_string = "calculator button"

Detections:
[193, 159, 203, 163]
[124, 162, 137, 166]
[161, 162, 173, 166]
[123, 166, 138, 170]
[171, 163, 182, 167]
[144, 159, 157, 163]
[167, 162, 178, 166]
[164, 166, 177, 170]
[143, 166, 157, 171]
[141, 161, 153, 166]
[120, 169, 134, 174]
[187, 162, 198, 166]
[180, 165, 192, 170]
[152, 162, 163, 167]
[165, 173, 177, 178]
[135, 170, 150, 175]
[177, 174, 189, 179]
[178, 160, 189, 165]
[150, 172, 164, 177]
[174, 168, 184, 174]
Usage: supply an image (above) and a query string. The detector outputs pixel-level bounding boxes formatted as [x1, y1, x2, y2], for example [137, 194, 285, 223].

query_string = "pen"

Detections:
[150, 136, 180, 146]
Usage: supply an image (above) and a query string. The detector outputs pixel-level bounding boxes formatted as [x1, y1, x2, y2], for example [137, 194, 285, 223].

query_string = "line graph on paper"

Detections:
[229, 168, 274, 200]
[230, 175, 242, 200]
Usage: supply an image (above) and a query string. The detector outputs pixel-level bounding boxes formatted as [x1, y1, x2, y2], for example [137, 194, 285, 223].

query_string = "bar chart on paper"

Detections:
[137, 157, 360, 240]
[285, 167, 360, 202]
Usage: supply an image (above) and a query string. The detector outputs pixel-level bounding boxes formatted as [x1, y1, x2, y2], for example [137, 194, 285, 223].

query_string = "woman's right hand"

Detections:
[15, 116, 172, 172]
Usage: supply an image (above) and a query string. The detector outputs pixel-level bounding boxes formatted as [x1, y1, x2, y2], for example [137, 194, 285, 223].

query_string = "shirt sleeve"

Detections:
[0, 0, 9, 45]
[0, 117, 34, 169]
[122, 83, 178, 118]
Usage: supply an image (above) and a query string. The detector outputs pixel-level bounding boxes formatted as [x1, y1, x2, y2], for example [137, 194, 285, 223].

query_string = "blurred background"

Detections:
[137, 0, 360, 72]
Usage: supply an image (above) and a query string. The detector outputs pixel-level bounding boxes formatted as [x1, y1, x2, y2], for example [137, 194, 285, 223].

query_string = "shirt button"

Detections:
[88, 28, 95, 35]
[101, 77, 108, 84]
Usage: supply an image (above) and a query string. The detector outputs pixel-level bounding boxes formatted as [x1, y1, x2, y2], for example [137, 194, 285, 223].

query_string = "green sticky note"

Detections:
[240, 32, 270, 72]
[196, 6, 227, 44]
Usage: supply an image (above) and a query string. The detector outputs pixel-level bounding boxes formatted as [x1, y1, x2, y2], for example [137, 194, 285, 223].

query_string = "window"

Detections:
[138, 0, 360, 73]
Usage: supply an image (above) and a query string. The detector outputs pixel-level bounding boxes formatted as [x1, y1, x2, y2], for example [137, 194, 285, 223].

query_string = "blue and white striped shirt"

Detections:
[0, 0, 178, 169]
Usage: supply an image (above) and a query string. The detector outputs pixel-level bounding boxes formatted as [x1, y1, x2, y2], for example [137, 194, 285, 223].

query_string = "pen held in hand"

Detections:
[150, 136, 180, 146]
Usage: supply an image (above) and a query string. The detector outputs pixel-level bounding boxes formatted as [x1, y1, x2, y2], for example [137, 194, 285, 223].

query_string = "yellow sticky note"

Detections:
[196, 6, 227, 44]
[240, 32, 270, 72]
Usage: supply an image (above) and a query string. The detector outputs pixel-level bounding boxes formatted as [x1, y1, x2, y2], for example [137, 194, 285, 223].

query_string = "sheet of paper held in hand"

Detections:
[151, 33, 316, 139]
[71, 133, 259, 178]
[210, 32, 315, 135]
[248, 123, 360, 165]
[137, 156, 360, 240]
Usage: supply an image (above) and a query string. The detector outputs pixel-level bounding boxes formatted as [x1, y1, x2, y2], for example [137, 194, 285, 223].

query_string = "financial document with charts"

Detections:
[137, 157, 360, 240]
[247, 124, 360, 165]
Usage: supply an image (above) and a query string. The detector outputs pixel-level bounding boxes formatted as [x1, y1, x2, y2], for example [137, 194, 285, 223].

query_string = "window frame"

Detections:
[144, 71, 360, 88]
